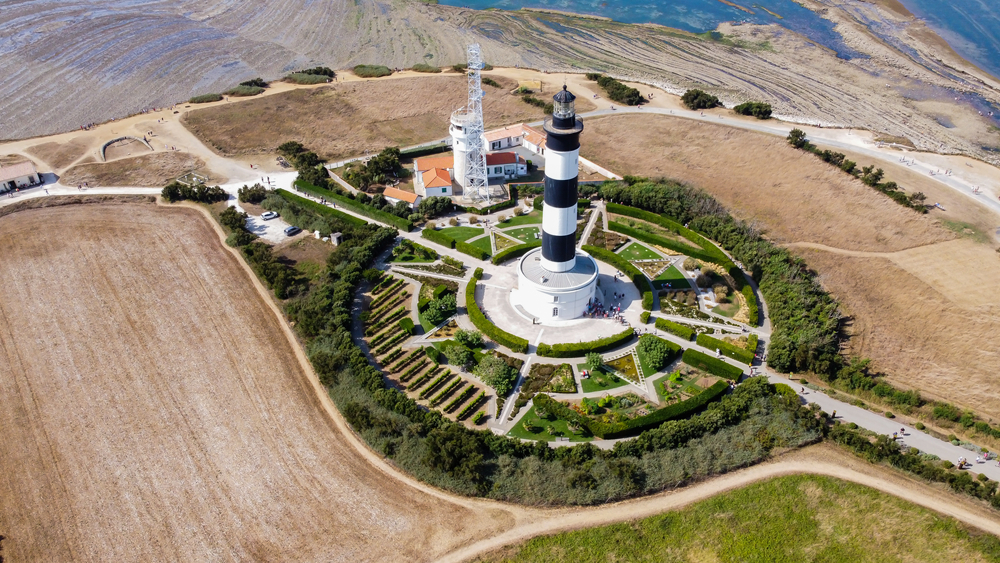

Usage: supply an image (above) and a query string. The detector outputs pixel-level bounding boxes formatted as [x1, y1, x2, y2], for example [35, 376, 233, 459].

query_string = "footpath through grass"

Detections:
[478, 474, 1000, 563]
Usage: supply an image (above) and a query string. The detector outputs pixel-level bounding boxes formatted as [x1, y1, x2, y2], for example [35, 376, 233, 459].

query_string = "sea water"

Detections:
[443, 0, 999, 78]
[894, 0, 1000, 82]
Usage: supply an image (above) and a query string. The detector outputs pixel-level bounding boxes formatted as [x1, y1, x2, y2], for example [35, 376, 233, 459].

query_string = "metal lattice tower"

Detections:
[463, 44, 490, 204]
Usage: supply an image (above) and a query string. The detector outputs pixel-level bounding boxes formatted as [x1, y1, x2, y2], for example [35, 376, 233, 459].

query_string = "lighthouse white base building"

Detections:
[513, 248, 599, 321]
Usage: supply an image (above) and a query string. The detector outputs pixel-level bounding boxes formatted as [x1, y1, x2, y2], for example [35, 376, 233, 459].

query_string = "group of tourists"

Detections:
[585, 297, 624, 321]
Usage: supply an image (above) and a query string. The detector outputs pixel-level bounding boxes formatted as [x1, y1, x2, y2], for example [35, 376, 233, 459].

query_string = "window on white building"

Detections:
[552, 307, 558, 317]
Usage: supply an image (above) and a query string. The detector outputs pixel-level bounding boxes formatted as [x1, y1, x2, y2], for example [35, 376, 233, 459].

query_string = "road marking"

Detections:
[534, 329, 545, 345]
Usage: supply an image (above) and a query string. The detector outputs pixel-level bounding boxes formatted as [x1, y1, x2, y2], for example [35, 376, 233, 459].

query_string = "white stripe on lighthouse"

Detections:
[542, 203, 578, 236]
[544, 148, 580, 181]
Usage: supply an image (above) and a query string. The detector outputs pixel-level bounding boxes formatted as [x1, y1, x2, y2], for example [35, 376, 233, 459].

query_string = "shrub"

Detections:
[746, 334, 759, 353]
[641, 291, 654, 312]
[223, 85, 265, 97]
[298, 66, 336, 77]
[161, 181, 227, 203]
[681, 349, 743, 380]
[696, 334, 754, 364]
[425, 346, 443, 364]
[189, 93, 223, 103]
[681, 89, 720, 110]
[422, 227, 456, 248]
[454, 329, 484, 348]
[655, 317, 695, 341]
[482, 77, 502, 88]
[275, 190, 370, 228]
[639, 311, 650, 324]
[464, 271, 529, 353]
[491, 241, 541, 264]
[595, 76, 643, 106]
[742, 285, 759, 325]
[637, 334, 680, 372]
[398, 317, 415, 335]
[536, 328, 635, 358]
[238, 183, 268, 204]
[475, 355, 518, 397]
[733, 101, 772, 119]
[915, 422, 925, 430]
[886, 411, 895, 419]
[411, 63, 441, 73]
[456, 239, 490, 260]
[470, 410, 486, 424]
[424, 294, 457, 326]
[284, 73, 332, 85]
[585, 72, 603, 81]
[353, 64, 392, 78]
[240, 77, 269, 88]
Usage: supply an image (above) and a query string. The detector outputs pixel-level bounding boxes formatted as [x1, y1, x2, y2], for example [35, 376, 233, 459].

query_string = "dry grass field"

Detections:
[582, 114, 1000, 414]
[59, 152, 209, 187]
[182, 76, 545, 160]
[24, 137, 95, 171]
[0, 201, 504, 562]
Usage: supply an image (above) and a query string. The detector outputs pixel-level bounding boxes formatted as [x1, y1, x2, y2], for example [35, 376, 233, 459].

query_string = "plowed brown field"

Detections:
[0, 202, 505, 562]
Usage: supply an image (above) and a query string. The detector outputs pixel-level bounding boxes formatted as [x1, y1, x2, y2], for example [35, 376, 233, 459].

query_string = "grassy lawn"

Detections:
[477, 474, 1000, 563]
[391, 253, 436, 264]
[505, 226, 541, 242]
[652, 265, 691, 290]
[494, 233, 520, 251]
[507, 405, 591, 442]
[469, 235, 493, 256]
[497, 212, 541, 227]
[577, 364, 629, 393]
[439, 226, 484, 242]
[618, 242, 660, 261]
[712, 300, 741, 318]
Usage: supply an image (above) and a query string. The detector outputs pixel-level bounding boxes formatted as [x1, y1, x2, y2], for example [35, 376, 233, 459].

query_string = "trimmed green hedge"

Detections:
[275, 189, 368, 227]
[606, 203, 726, 261]
[464, 269, 529, 353]
[581, 244, 653, 311]
[696, 334, 754, 364]
[398, 317, 415, 335]
[425, 346, 443, 364]
[456, 239, 490, 260]
[742, 285, 759, 326]
[609, 221, 718, 263]
[655, 317, 695, 341]
[294, 180, 411, 231]
[534, 380, 728, 439]
[492, 241, 541, 264]
[189, 93, 223, 103]
[536, 327, 634, 358]
[681, 349, 744, 380]
[421, 227, 456, 248]
[354, 64, 392, 78]
[639, 311, 650, 324]
[747, 334, 759, 354]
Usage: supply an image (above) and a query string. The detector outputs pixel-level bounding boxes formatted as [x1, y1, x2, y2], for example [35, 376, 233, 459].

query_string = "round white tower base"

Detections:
[513, 248, 599, 322]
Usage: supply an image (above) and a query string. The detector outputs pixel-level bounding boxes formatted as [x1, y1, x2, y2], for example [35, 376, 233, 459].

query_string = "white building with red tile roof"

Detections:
[484, 152, 527, 179]
[413, 155, 455, 197]
[521, 124, 547, 155]
[382, 186, 421, 209]
[0, 161, 40, 192]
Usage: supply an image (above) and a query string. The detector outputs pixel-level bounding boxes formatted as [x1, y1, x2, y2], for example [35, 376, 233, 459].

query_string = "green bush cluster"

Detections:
[161, 181, 227, 203]
[276, 141, 331, 192]
[537, 328, 635, 358]
[746, 334, 759, 353]
[535, 380, 728, 439]
[639, 311, 650, 324]
[830, 424, 1000, 508]
[284, 73, 332, 85]
[733, 101, 772, 119]
[273, 190, 368, 228]
[655, 317, 695, 340]
[636, 334, 680, 373]
[482, 77, 502, 88]
[787, 129, 926, 213]
[342, 147, 406, 192]
[411, 63, 441, 73]
[491, 241, 542, 264]
[353, 64, 392, 78]
[520, 95, 554, 114]
[189, 93, 223, 103]
[581, 244, 653, 311]
[465, 269, 529, 353]
[742, 285, 759, 325]
[592, 75, 644, 106]
[398, 317, 415, 335]
[681, 89, 720, 110]
[240, 77, 269, 88]
[223, 85, 265, 97]
[238, 182, 268, 204]
[696, 334, 754, 364]
[681, 349, 743, 380]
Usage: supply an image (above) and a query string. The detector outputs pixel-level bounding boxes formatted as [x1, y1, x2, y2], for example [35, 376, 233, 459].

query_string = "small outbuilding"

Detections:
[0, 161, 40, 192]
[382, 187, 422, 209]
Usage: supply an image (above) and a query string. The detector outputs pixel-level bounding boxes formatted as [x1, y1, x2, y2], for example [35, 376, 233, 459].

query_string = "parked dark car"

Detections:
[284, 226, 302, 236]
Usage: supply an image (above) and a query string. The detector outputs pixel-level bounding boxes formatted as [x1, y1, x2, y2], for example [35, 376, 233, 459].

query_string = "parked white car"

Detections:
[261, 211, 278, 221]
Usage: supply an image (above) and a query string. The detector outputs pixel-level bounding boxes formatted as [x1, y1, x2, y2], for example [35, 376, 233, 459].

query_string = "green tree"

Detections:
[585, 352, 603, 371]
[219, 206, 249, 232]
[454, 329, 484, 349]
[681, 89, 720, 110]
[475, 355, 518, 396]
[787, 128, 808, 149]
[424, 293, 457, 326]
[442, 343, 474, 368]
[637, 335, 673, 372]
[423, 425, 484, 482]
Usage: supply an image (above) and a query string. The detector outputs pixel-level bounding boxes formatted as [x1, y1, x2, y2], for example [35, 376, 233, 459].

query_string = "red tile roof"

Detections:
[414, 155, 454, 172]
[485, 152, 521, 165]
[382, 186, 419, 203]
[422, 168, 452, 189]
[0, 161, 37, 183]
[522, 124, 546, 148]
[484, 124, 525, 142]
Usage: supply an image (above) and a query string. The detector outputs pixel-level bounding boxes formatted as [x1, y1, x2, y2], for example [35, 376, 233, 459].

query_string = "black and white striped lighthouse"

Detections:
[540, 85, 584, 273]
